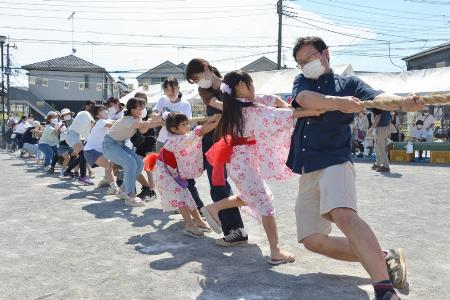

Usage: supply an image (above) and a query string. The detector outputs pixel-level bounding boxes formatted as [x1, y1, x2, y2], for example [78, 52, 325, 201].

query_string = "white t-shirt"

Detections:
[85, 119, 111, 152]
[155, 96, 192, 143]
[411, 127, 427, 140]
[68, 111, 95, 140]
[14, 122, 28, 134]
[417, 113, 436, 132]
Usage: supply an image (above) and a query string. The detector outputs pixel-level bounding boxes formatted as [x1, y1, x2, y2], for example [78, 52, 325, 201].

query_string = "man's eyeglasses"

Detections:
[296, 51, 322, 69]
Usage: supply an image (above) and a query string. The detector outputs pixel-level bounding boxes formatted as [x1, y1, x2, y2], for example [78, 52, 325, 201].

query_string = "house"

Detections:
[136, 61, 186, 86]
[402, 41, 450, 70]
[241, 56, 278, 72]
[19, 55, 115, 116]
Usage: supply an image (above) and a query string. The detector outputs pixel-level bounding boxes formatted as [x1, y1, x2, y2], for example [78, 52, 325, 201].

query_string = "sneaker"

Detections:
[377, 291, 401, 300]
[105, 184, 120, 195]
[43, 165, 51, 172]
[47, 167, 55, 174]
[59, 169, 66, 177]
[116, 188, 125, 199]
[377, 166, 391, 173]
[371, 164, 380, 170]
[137, 187, 156, 202]
[122, 193, 145, 207]
[88, 170, 96, 178]
[385, 248, 407, 289]
[78, 177, 95, 185]
[62, 171, 75, 178]
[215, 228, 248, 247]
[97, 176, 110, 188]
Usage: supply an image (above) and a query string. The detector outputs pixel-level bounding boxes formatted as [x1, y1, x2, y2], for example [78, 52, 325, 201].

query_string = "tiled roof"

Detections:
[22, 55, 106, 72]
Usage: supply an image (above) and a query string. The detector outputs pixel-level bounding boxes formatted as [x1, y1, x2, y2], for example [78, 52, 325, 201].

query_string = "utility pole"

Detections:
[0, 35, 5, 142]
[277, 0, 283, 70]
[6, 43, 10, 116]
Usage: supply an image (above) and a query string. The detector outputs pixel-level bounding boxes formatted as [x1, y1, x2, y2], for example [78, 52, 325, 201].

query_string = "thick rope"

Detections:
[361, 93, 450, 110]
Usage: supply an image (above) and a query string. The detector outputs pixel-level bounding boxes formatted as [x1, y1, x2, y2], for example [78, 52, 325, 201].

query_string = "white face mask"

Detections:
[51, 118, 59, 125]
[197, 78, 212, 89]
[108, 106, 116, 114]
[417, 125, 423, 129]
[63, 115, 72, 121]
[140, 108, 148, 118]
[301, 58, 326, 79]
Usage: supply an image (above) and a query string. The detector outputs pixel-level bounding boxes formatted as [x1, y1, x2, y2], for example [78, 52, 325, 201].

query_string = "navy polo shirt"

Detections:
[286, 72, 382, 174]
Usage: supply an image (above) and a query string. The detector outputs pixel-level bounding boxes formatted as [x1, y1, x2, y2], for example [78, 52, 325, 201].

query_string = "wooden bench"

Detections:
[390, 142, 450, 163]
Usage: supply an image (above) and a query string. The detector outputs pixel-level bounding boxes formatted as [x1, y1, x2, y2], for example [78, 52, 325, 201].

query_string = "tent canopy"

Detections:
[119, 65, 450, 105]
[119, 64, 354, 105]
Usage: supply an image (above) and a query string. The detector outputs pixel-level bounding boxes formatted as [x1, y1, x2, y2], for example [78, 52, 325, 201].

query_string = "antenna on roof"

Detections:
[67, 12, 76, 55]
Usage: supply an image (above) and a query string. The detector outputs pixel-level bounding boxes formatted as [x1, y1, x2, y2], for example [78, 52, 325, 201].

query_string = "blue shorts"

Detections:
[65, 130, 82, 147]
[84, 149, 102, 167]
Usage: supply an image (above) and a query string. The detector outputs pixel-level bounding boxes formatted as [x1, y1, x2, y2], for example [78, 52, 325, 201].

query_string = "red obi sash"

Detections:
[158, 148, 177, 169]
[205, 136, 256, 186]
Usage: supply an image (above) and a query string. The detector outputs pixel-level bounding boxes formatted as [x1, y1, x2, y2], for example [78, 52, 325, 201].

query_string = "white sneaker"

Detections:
[122, 193, 145, 207]
[97, 176, 110, 188]
[44, 165, 51, 172]
[105, 184, 120, 195]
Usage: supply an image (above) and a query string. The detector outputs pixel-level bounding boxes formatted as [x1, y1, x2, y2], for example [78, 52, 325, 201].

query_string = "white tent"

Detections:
[355, 66, 450, 96]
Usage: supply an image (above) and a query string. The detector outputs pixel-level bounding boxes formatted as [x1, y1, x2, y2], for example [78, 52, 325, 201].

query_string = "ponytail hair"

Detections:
[124, 98, 146, 116]
[215, 70, 254, 144]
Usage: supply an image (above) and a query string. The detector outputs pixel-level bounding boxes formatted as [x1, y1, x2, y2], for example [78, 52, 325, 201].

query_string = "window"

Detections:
[84, 74, 89, 88]
[150, 77, 167, 84]
[436, 61, 446, 68]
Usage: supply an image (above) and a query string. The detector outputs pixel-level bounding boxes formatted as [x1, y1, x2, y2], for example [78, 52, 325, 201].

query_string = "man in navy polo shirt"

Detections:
[288, 36, 424, 300]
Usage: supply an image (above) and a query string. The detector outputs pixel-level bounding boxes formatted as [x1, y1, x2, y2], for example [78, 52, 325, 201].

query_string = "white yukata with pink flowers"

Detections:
[154, 126, 204, 212]
[227, 95, 295, 218]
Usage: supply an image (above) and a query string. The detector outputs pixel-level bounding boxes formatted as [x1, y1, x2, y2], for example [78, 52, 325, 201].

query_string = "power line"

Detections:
[8, 38, 279, 49]
[0, 1, 272, 10]
[305, 0, 446, 22]
[403, 0, 450, 4]
[285, 14, 449, 40]
[0, 5, 274, 15]
[0, 12, 271, 22]
[0, 26, 275, 41]
[311, 0, 449, 17]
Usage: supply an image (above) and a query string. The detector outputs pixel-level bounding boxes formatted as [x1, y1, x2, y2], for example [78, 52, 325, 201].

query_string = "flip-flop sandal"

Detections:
[182, 227, 204, 238]
[268, 254, 296, 265]
[196, 225, 212, 233]
[200, 207, 222, 234]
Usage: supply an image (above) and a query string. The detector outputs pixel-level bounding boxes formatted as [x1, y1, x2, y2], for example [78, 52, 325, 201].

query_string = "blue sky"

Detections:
[0, 0, 449, 86]
[294, 0, 450, 71]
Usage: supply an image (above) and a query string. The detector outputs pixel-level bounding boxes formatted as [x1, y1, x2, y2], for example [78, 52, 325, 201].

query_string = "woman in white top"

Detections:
[103, 98, 161, 206]
[14, 115, 29, 149]
[84, 105, 117, 195]
[38, 112, 61, 171]
[154, 77, 192, 152]
[106, 97, 125, 121]
[64, 100, 96, 185]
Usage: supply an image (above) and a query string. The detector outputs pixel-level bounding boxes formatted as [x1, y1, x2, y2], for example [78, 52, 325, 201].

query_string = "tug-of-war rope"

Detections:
[361, 93, 450, 110]
[186, 94, 450, 123]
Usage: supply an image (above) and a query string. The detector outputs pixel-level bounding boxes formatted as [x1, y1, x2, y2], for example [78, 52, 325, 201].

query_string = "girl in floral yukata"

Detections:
[151, 112, 221, 238]
[201, 70, 325, 264]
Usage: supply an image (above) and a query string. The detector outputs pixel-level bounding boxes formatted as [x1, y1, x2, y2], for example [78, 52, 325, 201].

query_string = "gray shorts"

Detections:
[65, 130, 82, 147]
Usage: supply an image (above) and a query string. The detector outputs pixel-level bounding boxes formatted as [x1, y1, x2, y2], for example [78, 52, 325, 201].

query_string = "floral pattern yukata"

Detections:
[227, 95, 294, 218]
[154, 126, 204, 212]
